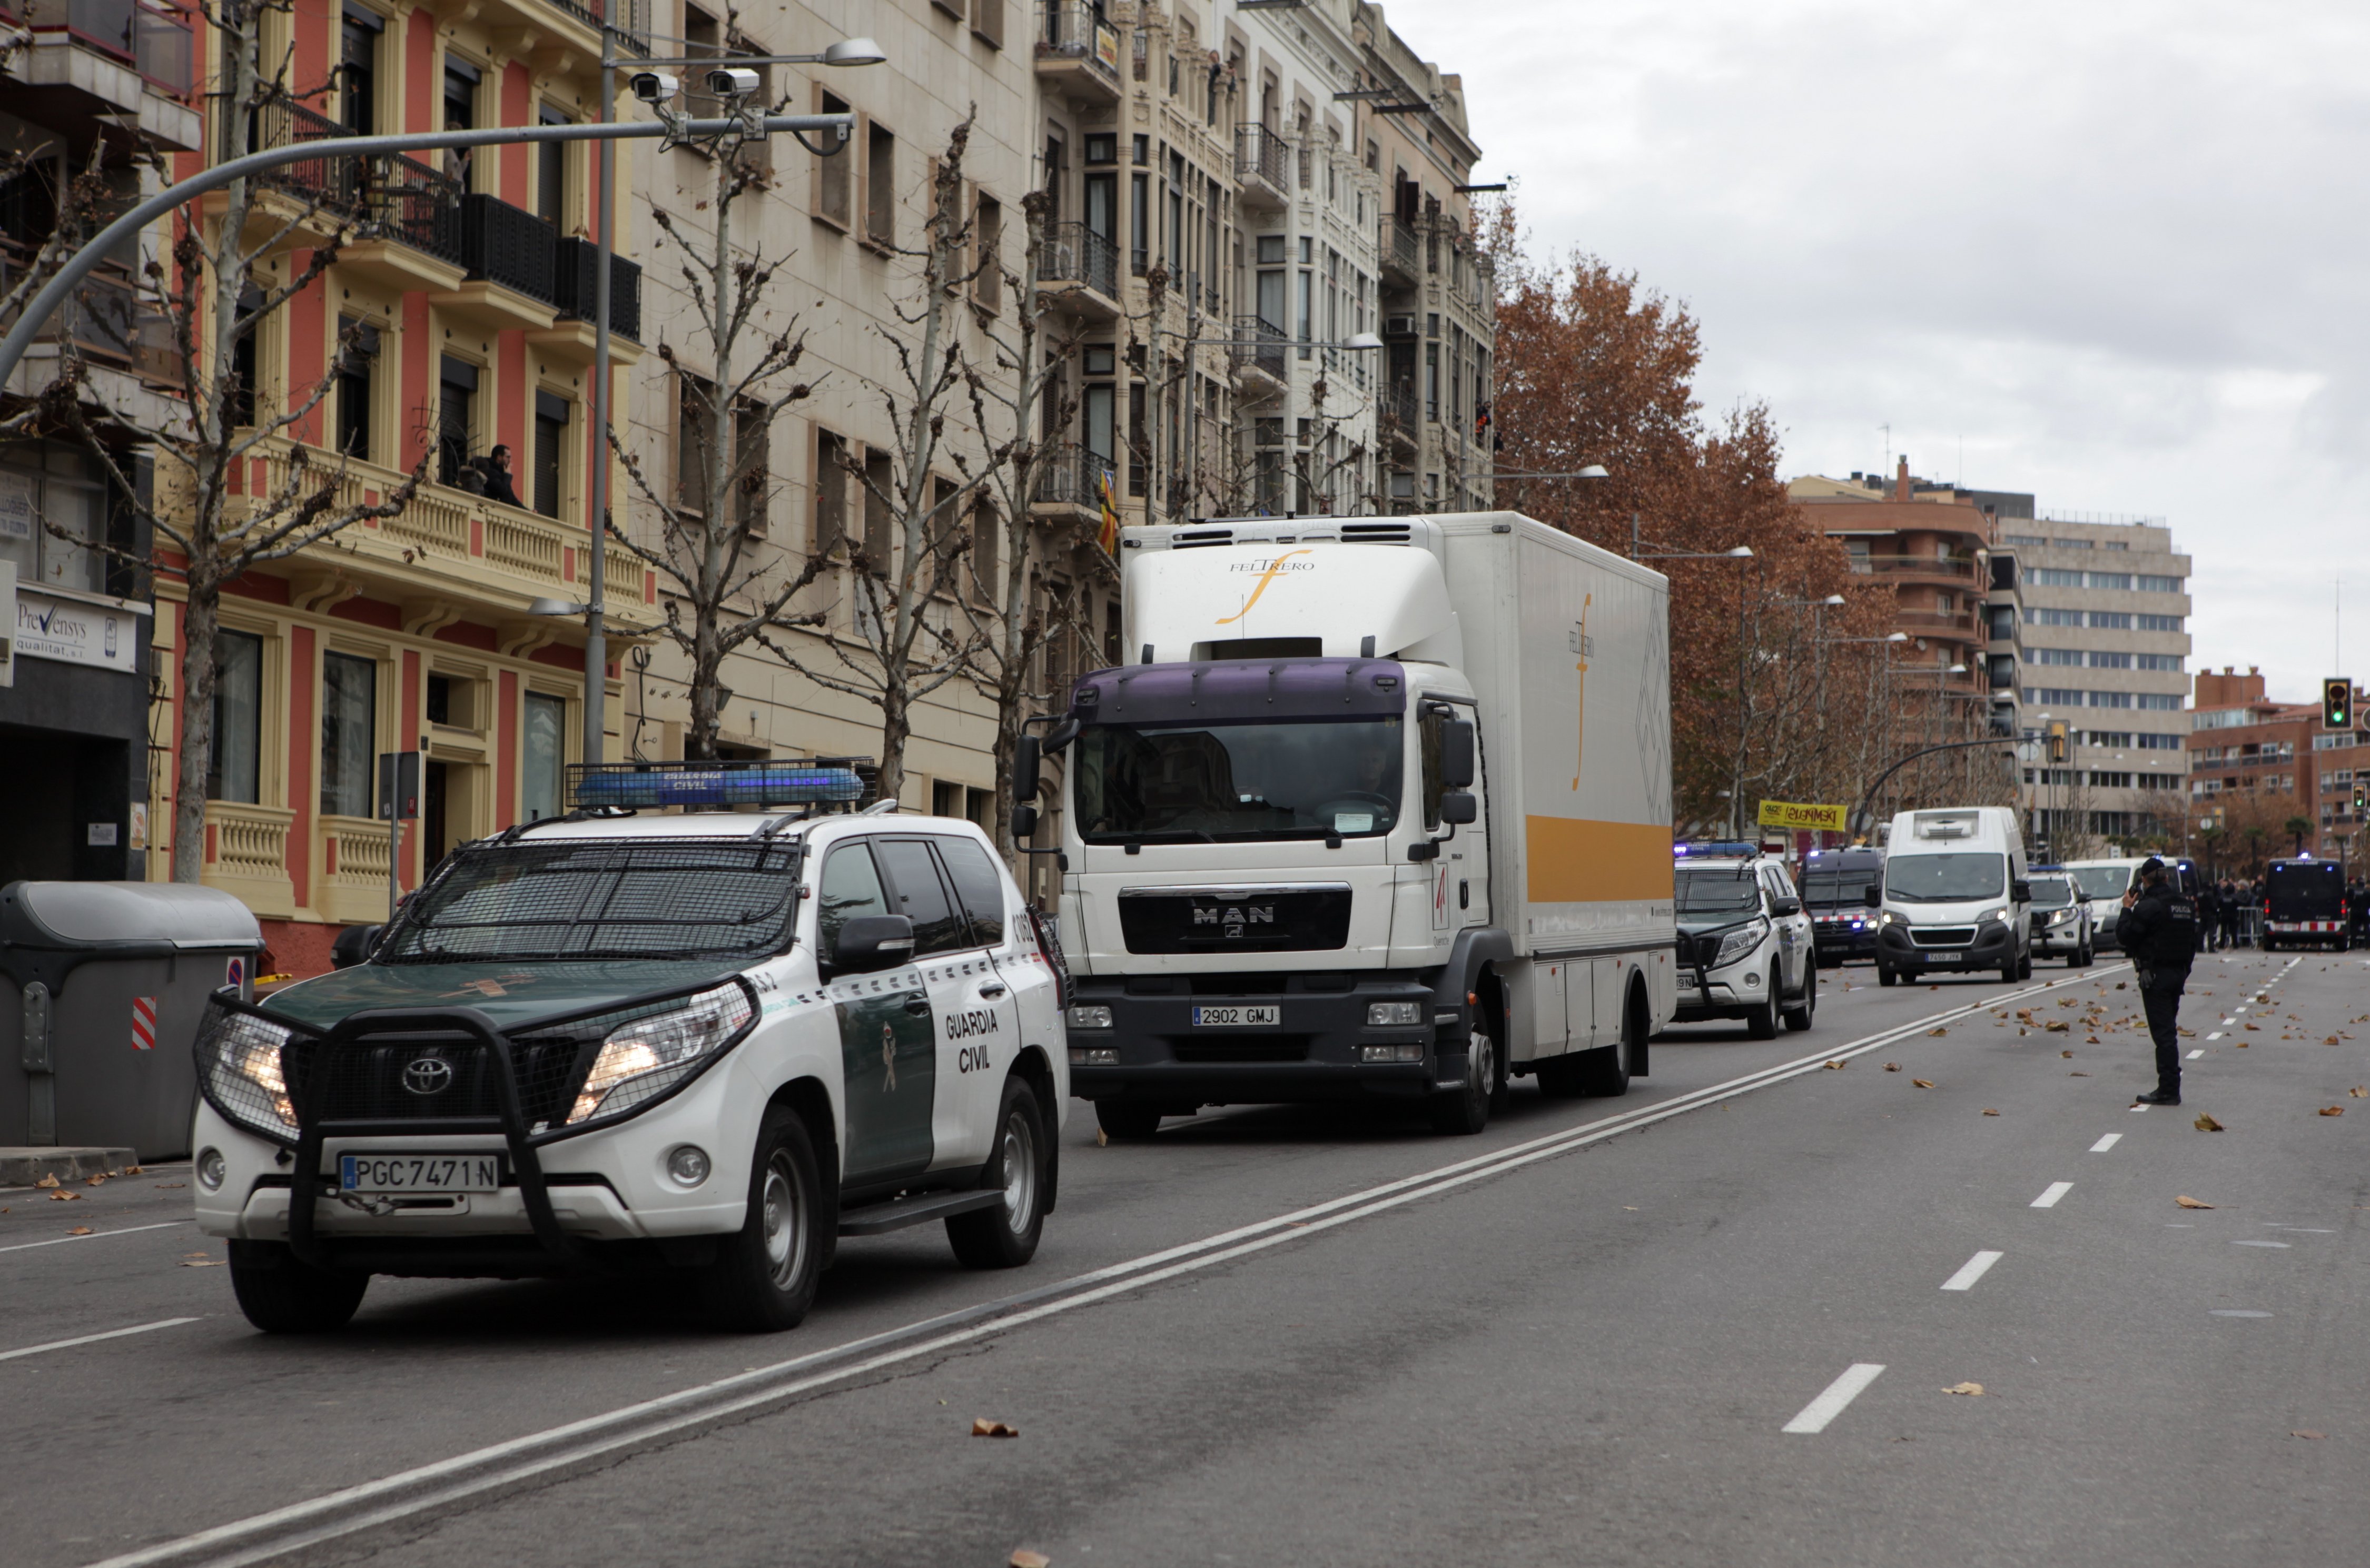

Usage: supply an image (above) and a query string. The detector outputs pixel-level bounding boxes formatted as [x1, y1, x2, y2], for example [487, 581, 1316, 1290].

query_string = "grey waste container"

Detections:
[0, 882, 264, 1161]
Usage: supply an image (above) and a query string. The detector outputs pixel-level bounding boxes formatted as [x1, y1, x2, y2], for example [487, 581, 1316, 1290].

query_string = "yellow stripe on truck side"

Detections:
[1526, 817, 1676, 904]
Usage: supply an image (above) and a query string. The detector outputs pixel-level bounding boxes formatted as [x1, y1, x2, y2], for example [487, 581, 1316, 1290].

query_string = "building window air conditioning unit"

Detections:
[1385, 315, 1417, 337]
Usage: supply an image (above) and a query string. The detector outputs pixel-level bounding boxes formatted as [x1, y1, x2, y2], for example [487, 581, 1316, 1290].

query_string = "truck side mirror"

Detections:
[2012, 879, 2032, 903]
[1440, 790, 1478, 826]
[1013, 735, 1042, 806]
[1011, 803, 1040, 840]
[1863, 883, 1881, 908]
[831, 914, 916, 976]
[1439, 718, 1475, 790]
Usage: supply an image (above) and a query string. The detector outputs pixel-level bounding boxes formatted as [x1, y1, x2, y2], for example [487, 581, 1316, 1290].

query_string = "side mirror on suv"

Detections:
[1770, 896, 1801, 917]
[830, 915, 916, 976]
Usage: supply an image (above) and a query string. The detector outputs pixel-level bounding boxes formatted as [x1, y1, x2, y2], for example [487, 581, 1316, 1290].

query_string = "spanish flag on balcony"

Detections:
[1097, 469, 1121, 556]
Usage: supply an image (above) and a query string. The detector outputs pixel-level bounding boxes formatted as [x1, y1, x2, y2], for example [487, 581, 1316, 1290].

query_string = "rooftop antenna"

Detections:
[1880, 422, 1891, 477]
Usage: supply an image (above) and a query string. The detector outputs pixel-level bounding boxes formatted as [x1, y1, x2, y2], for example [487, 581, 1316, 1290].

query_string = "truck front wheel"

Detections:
[227, 1240, 368, 1334]
[1429, 1028, 1496, 1135]
[701, 1106, 823, 1332]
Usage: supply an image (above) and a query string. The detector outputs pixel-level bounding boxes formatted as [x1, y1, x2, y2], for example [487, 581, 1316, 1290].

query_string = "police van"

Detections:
[188, 760, 1067, 1334]
[2263, 856, 2349, 951]
[1670, 843, 1818, 1036]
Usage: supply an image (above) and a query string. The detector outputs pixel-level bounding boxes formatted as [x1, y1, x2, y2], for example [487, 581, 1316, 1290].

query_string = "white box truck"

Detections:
[1016, 512, 1677, 1139]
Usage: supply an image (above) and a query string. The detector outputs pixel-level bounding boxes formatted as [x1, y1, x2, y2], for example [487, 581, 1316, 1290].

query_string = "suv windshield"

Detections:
[381, 838, 802, 962]
[1676, 868, 1762, 917]
[1802, 868, 1876, 907]
[1076, 719, 1403, 842]
[2069, 866, 2134, 901]
[1886, 852, 2006, 904]
[2029, 877, 2076, 908]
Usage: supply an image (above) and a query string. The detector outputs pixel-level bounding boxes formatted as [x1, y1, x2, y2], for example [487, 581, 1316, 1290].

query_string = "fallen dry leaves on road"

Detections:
[1884, 1063, 1901, 1071]
[2351, 1087, 2368, 1098]
[1822, 1060, 1846, 1069]
[2176, 1195, 2216, 1209]
[66, 1225, 91, 1235]
[2062, 1050, 2075, 1059]
[48, 1190, 80, 1202]
[1944, 1382, 1985, 1396]
[2046, 1021, 2071, 1033]
[1913, 1078, 1936, 1089]
[1982, 1109, 2000, 1116]
[1928, 1028, 1948, 1037]
[2291, 1432, 2326, 1441]
[2070, 1071, 2091, 1076]
[1011, 1552, 1052, 1568]
[33, 1175, 59, 1189]
[2320, 1107, 2346, 1117]
[972, 1419, 1021, 1438]
[2195, 1114, 2226, 1132]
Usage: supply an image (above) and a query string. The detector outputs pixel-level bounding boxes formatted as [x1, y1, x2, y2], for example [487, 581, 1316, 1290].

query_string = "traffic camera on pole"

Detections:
[2324, 677, 2353, 730]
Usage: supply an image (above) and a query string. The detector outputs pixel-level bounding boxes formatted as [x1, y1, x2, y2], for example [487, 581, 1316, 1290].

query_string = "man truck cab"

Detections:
[1873, 806, 2033, 986]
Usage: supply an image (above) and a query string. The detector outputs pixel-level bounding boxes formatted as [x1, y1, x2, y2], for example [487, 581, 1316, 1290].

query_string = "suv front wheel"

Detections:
[947, 1077, 1050, 1269]
[702, 1105, 824, 1332]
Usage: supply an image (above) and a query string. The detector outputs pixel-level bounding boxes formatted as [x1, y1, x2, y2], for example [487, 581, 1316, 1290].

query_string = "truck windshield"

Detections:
[2069, 866, 2134, 901]
[2268, 865, 2344, 917]
[1886, 852, 2006, 904]
[1075, 718, 1404, 842]
[2029, 877, 2076, 908]
[379, 838, 801, 962]
[1675, 869, 1761, 916]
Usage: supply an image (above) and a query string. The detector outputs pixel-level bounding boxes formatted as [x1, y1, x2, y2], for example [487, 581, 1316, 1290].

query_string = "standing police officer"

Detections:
[2118, 857, 2198, 1105]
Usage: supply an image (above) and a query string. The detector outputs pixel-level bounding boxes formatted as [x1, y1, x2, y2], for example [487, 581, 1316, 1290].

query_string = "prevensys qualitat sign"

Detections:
[15, 590, 143, 670]
[1756, 800, 1849, 832]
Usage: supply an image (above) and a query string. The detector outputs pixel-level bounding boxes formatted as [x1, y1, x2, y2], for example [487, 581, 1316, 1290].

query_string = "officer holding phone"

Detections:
[2118, 857, 2198, 1106]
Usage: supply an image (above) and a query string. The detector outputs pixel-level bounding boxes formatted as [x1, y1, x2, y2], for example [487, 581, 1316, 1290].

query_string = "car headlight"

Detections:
[2048, 908, 2075, 925]
[566, 981, 754, 1125]
[1712, 918, 1771, 969]
[1068, 1005, 1113, 1030]
[1367, 1001, 1425, 1026]
[195, 1006, 300, 1140]
[1878, 910, 1900, 927]
[1978, 908, 2009, 926]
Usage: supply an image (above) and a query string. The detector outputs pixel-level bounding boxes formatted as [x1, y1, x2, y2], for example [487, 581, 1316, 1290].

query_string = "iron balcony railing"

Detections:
[1382, 380, 1418, 435]
[1039, 221, 1118, 299]
[231, 97, 465, 266]
[1237, 123, 1289, 193]
[458, 192, 557, 303]
[1032, 441, 1115, 509]
[1380, 217, 1419, 280]
[551, 237, 641, 342]
[1039, 3, 1119, 77]
[546, 0, 652, 53]
[1229, 314, 1286, 382]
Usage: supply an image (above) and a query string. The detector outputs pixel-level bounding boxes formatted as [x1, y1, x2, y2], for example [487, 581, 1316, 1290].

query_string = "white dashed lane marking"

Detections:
[1940, 1251, 2003, 1291]
[0, 1317, 199, 1363]
[1782, 1364, 1887, 1434]
[2089, 1134, 2121, 1153]
[2031, 1182, 2074, 1208]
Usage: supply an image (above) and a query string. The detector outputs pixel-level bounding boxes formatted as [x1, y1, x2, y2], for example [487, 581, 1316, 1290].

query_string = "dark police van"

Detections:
[1799, 847, 1884, 966]
[2263, 857, 2349, 952]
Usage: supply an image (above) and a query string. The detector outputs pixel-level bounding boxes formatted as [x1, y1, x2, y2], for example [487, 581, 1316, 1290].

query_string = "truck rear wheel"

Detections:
[701, 1106, 823, 1332]
[948, 1078, 1048, 1269]
[227, 1241, 368, 1334]
[1429, 1028, 1496, 1135]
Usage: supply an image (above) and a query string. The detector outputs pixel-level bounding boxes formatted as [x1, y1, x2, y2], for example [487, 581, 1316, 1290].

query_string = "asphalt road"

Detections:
[7, 945, 2369, 1568]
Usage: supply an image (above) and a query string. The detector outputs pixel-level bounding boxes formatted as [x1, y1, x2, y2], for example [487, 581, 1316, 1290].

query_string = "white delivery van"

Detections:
[1873, 805, 2034, 986]
[1026, 512, 1678, 1139]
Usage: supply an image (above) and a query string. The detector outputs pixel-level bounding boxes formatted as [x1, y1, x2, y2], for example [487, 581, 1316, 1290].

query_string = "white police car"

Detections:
[188, 761, 1066, 1334]
[1670, 844, 1817, 1037]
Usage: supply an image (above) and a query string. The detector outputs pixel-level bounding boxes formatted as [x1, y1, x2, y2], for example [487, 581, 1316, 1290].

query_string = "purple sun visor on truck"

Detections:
[1069, 659, 1408, 725]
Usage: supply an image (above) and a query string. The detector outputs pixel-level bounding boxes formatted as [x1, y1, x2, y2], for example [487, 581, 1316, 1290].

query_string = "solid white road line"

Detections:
[74, 962, 2138, 1568]
[2031, 1182, 2074, 1208]
[0, 1221, 190, 1257]
[1782, 1364, 1887, 1434]
[1940, 1251, 2003, 1292]
[2089, 1134, 2121, 1153]
[0, 1318, 199, 1364]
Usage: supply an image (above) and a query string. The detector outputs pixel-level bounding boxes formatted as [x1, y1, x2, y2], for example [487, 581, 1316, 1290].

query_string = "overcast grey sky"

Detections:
[1383, 0, 2365, 701]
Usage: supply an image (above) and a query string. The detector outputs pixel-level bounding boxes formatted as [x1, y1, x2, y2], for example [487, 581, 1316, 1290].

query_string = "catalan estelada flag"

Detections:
[1097, 469, 1121, 555]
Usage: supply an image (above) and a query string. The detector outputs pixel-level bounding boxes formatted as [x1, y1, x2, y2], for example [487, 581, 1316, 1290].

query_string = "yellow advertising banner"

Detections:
[1757, 800, 1849, 832]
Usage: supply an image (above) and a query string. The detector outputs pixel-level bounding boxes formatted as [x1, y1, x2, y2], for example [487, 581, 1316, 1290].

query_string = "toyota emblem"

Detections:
[401, 1055, 455, 1096]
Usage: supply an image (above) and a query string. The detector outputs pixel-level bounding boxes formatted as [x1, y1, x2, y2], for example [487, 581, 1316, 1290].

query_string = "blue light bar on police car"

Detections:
[569, 761, 869, 809]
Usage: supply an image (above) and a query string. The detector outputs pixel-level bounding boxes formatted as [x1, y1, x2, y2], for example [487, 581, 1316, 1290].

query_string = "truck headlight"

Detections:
[196, 1007, 299, 1139]
[1366, 1001, 1425, 1026]
[1878, 910, 1900, 926]
[567, 981, 754, 1125]
[1068, 1005, 1113, 1030]
[1712, 918, 1771, 969]
[1978, 908, 2009, 926]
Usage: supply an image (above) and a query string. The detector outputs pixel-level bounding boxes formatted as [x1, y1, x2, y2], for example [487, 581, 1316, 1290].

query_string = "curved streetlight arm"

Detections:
[0, 113, 853, 395]
[1850, 736, 2021, 841]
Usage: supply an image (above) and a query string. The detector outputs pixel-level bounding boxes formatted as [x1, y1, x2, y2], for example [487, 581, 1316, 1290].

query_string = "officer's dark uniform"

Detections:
[2117, 866, 2198, 1102]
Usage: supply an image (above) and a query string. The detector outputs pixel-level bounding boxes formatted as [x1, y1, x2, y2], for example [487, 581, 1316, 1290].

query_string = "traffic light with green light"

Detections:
[2325, 677, 2353, 730]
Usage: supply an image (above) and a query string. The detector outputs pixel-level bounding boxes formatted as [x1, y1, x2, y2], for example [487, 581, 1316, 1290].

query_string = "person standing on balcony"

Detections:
[443, 116, 472, 192]
[480, 444, 520, 508]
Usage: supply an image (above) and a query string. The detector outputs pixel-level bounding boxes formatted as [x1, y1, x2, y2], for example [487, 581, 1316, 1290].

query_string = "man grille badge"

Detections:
[402, 1056, 455, 1096]
[880, 1023, 898, 1091]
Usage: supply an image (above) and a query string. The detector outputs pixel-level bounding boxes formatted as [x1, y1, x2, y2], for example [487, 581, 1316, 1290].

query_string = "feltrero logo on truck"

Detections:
[1216, 550, 1315, 624]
